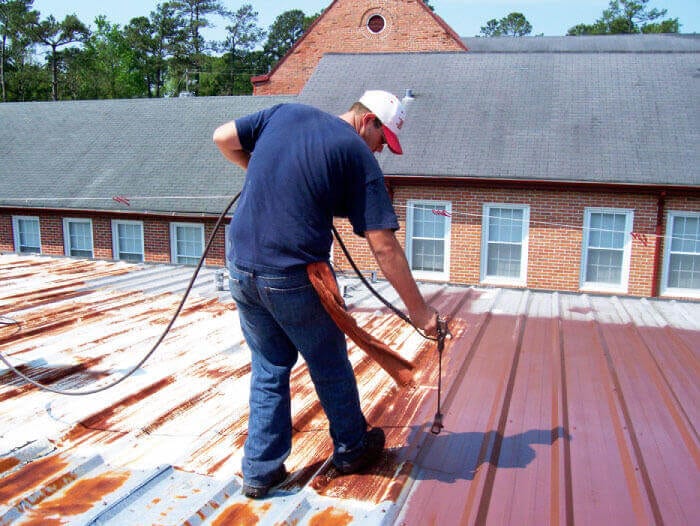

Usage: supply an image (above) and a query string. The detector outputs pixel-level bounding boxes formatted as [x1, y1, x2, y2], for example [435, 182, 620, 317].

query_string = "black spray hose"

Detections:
[331, 225, 449, 434]
[331, 225, 437, 342]
[0, 193, 241, 396]
[2, 192, 448, 436]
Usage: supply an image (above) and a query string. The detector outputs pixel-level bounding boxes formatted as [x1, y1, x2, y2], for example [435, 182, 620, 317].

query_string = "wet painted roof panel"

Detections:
[1, 254, 698, 525]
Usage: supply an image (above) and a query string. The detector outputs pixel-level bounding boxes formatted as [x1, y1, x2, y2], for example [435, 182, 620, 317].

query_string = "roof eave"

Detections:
[383, 175, 700, 194]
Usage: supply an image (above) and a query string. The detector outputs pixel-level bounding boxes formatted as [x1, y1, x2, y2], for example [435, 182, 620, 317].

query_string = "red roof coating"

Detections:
[1, 254, 698, 525]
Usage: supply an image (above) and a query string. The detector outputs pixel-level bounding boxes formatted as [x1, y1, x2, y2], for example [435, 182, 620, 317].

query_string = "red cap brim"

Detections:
[383, 125, 403, 155]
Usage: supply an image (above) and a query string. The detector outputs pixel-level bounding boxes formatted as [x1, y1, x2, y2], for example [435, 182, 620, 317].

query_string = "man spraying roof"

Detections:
[213, 90, 438, 499]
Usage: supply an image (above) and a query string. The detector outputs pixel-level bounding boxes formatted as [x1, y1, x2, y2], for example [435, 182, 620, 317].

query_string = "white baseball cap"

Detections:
[358, 90, 406, 155]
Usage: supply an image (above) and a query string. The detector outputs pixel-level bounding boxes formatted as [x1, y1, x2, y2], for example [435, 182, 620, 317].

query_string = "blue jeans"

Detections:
[228, 263, 368, 487]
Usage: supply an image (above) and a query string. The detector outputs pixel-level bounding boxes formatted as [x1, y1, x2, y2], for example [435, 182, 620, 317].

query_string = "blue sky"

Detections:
[31, 0, 699, 40]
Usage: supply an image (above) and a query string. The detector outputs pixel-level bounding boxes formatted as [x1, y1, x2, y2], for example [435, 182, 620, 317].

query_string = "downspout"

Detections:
[650, 191, 666, 297]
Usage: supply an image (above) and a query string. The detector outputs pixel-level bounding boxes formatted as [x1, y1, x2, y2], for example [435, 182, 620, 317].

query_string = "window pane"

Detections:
[68, 221, 92, 256]
[175, 225, 203, 265]
[413, 204, 445, 238]
[485, 207, 526, 280]
[487, 243, 522, 278]
[18, 218, 40, 253]
[586, 248, 623, 284]
[668, 254, 700, 289]
[410, 203, 448, 274]
[412, 239, 445, 272]
[117, 223, 143, 262]
[671, 216, 700, 253]
[588, 212, 627, 250]
[489, 208, 523, 243]
[667, 215, 700, 290]
[584, 211, 630, 286]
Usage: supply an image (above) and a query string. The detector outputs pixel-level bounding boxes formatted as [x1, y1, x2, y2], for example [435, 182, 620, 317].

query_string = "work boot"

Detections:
[333, 427, 385, 474]
[242, 465, 287, 499]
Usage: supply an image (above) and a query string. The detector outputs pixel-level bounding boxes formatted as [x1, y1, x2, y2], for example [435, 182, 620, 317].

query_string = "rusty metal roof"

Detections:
[1, 254, 698, 525]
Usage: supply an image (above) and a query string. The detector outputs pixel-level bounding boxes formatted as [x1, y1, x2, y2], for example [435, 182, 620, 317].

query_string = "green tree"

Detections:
[69, 16, 143, 99]
[0, 0, 38, 101]
[169, 0, 225, 95]
[221, 3, 264, 57]
[32, 13, 89, 100]
[567, 0, 679, 35]
[641, 18, 679, 33]
[124, 3, 181, 97]
[124, 16, 156, 96]
[263, 9, 315, 65]
[216, 3, 264, 94]
[480, 12, 532, 37]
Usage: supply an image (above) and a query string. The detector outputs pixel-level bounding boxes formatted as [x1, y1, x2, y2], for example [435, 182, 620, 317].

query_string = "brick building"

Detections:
[252, 0, 466, 95]
[307, 43, 699, 299]
[0, 95, 292, 267]
[1, 34, 698, 299]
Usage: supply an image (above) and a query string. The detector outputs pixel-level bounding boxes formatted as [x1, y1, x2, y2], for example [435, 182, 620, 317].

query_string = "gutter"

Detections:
[651, 191, 667, 297]
[0, 205, 228, 222]
[383, 175, 700, 195]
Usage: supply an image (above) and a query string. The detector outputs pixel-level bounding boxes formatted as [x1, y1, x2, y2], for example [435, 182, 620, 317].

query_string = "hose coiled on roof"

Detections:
[0, 193, 240, 396]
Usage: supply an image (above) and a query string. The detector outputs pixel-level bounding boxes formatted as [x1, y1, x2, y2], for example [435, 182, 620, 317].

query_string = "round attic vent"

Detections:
[367, 14, 386, 34]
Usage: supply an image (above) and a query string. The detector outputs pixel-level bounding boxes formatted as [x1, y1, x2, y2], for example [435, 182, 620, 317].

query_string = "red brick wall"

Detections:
[205, 222, 226, 264]
[254, 0, 466, 95]
[0, 215, 11, 251]
[41, 216, 65, 256]
[144, 220, 171, 263]
[3, 188, 699, 299]
[331, 185, 700, 299]
[93, 217, 112, 260]
[1, 211, 229, 268]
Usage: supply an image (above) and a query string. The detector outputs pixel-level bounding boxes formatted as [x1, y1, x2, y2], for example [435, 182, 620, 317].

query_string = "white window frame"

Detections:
[580, 208, 633, 293]
[170, 222, 205, 265]
[224, 222, 232, 267]
[12, 215, 41, 254]
[63, 218, 94, 258]
[661, 211, 700, 299]
[112, 219, 144, 263]
[480, 203, 530, 287]
[405, 199, 452, 281]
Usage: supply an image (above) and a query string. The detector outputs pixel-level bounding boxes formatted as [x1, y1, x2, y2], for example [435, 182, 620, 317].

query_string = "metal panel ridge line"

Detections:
[555, 293, 575, 526]
[592, 309, 664, 526]
[474, 291, 532, 525]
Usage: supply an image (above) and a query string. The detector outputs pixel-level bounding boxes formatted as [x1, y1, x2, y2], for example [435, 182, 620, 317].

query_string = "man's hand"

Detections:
[412, 305, 439, 338]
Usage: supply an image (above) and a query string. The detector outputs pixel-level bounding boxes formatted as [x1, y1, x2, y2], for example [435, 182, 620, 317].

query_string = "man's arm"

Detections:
[213, 121, 251, 169]
[365, 229, 438, 336]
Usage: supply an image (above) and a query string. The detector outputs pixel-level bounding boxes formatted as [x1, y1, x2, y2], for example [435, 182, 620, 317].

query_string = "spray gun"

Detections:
[430, 315, 451, 435]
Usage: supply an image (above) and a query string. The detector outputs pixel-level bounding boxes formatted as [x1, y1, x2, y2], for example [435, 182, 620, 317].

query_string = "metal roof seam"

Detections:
[590, 299, 664, 524]
[554, 297, 575, 525]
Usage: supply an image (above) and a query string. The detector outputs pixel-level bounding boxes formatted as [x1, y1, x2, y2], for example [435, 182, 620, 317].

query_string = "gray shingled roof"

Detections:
[2, 36, 698, 219]
[0, 95, 293, 215]
[299, 51, 699, 186]
[462, 34, 700, 53]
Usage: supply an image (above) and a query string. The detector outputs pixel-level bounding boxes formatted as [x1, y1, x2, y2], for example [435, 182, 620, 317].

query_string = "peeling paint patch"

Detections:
[212, 501, 271, 526]
[64, 376, 175, 442]
[0, 455, 69, 504]
[28, 471, 129, 517]
[309, 507, 353, 526]
[0, 456, 21, 475]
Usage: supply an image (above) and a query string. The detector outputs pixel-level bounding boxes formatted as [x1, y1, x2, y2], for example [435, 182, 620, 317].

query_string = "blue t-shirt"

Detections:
[228, 103, 399, 272]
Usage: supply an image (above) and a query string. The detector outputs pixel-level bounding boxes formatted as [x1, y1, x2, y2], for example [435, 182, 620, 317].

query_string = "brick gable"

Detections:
[253, 0, 466, 95]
